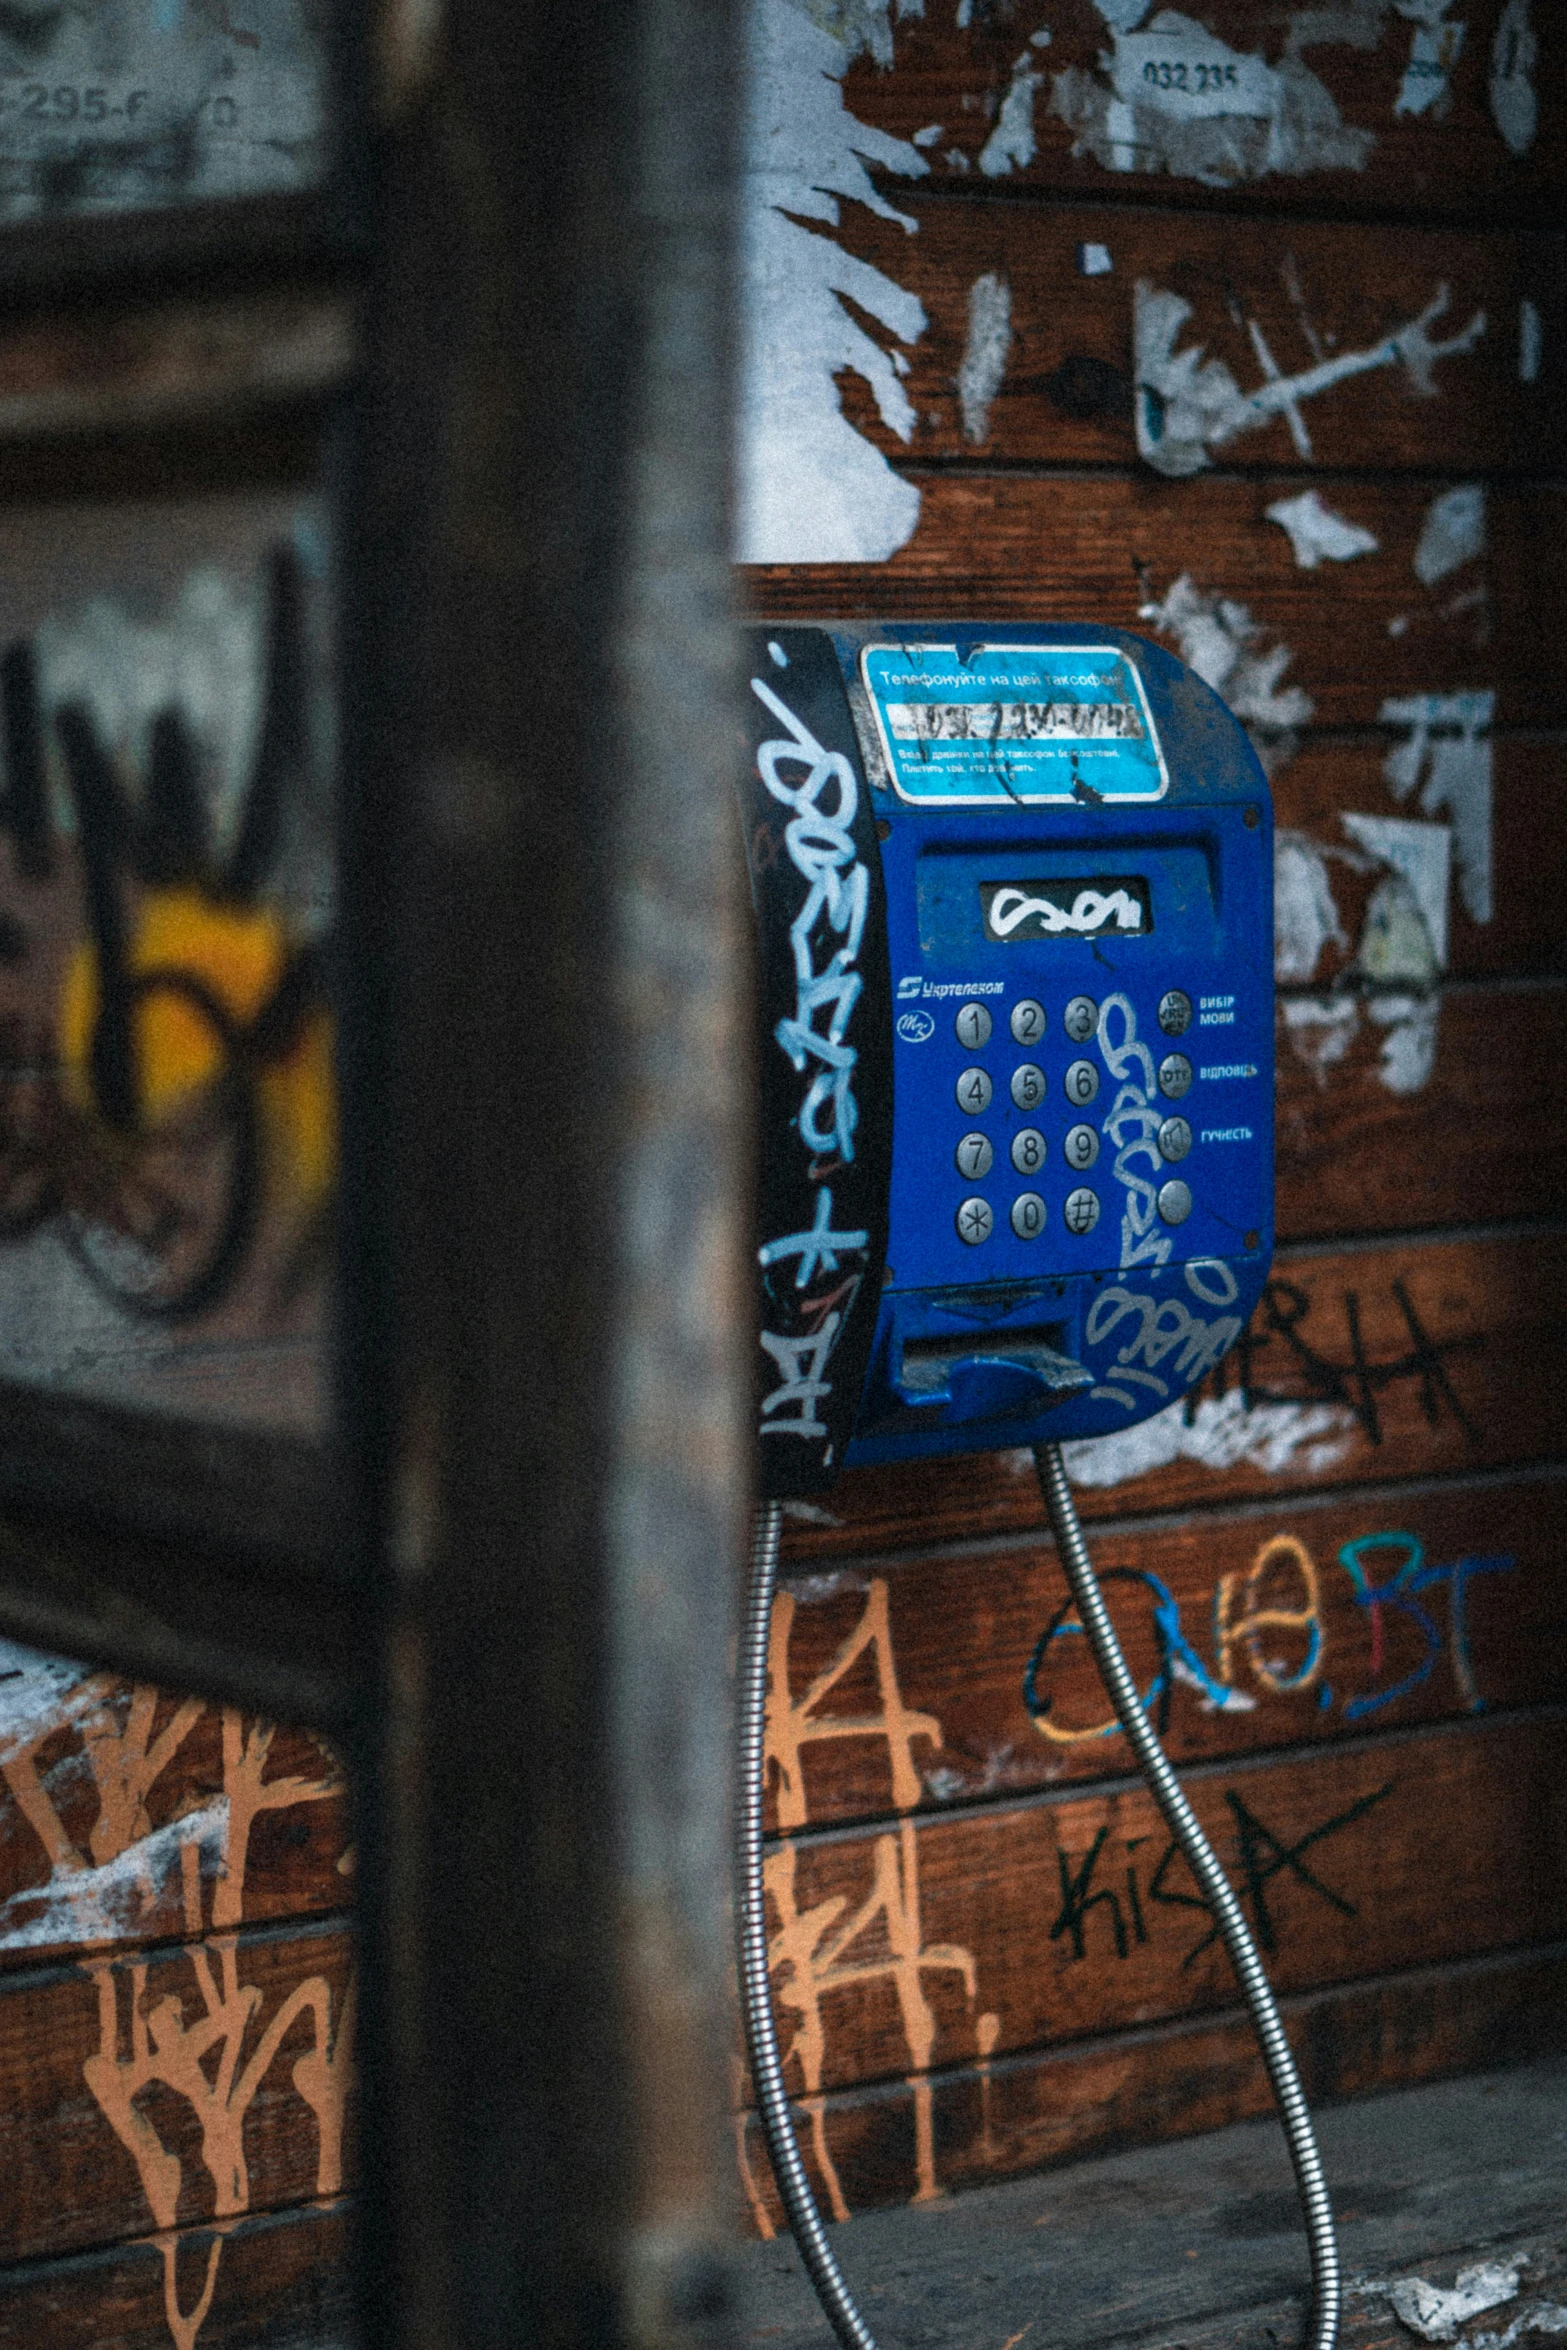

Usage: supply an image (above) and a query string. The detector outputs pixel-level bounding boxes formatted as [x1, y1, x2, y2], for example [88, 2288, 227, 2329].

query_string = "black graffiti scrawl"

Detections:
[739, 628, 892, 1497]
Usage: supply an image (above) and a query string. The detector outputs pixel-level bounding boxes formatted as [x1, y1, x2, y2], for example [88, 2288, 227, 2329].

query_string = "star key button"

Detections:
[956, 1196, 995, 1245]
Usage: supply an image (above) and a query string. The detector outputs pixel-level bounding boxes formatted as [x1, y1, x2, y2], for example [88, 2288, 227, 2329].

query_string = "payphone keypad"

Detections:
[942, 992, 1210, 1246]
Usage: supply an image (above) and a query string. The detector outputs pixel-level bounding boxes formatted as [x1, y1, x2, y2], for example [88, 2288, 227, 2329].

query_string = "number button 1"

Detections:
[957, 1066, 993, 1114]
[956, 1001, 992, 1049]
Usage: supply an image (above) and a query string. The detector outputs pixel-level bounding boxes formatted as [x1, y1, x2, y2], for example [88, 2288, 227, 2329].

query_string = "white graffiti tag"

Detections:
[1086, 1260, 1244, 1415]
[1096, 992, 1170, 1271]
[752, 673, 869, 1161]
[759, 1316, 842, 1443]
[986, 886, 1147, 938]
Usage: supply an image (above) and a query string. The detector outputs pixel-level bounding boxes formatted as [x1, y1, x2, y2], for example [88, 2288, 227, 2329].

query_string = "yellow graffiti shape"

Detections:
[1215, 1534, 1324, 1696]
[59, 884, 336, 1217]
[767, 1579, 941, 1831]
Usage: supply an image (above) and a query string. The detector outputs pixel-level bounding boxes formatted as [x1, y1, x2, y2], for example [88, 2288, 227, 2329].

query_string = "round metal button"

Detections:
[1010, 998, 1046, 1046]
[1010, 1062, 1046, 1111]
[1064, 995, 1098, 1045]
[1010, 1126, 1046, 1176]
[956, 1066, 993, 1114]
[1063, 1187, 1101, 1235]
[1063, 1123, 1099, 1171]
[1158, 1052, 1194, 1100]
[1157, 1178, 1193, 1226]
[957, 1196, 995, 1245]
[1011, 1192, 1046, 1240]
[1158, 990, 1193, 1036]
[1158, 1115, 1192, 1162]
[956, 1000, 993, 1049]
[956, 1131, 993, 1179]
[1064, 1058, 1100, 1106]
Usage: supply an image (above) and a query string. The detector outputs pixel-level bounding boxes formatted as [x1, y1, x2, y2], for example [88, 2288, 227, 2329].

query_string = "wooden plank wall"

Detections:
[0, 5, 1563, 2346]
[733, 0, 1567, 2241]
[0, 1666, 353, 2345]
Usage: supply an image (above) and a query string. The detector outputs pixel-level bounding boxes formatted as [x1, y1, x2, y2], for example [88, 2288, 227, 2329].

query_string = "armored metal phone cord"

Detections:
[738, 1455, 1341, 2350]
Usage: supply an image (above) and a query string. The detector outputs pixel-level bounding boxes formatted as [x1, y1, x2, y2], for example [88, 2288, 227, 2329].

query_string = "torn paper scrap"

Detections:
[1341, 812, 1451, 973]
[1413, 482, 1486, 587]
[1267, 490, 1380, 569]
[1380, 690, 1493, 925]
[1275, 830, 1348, 982]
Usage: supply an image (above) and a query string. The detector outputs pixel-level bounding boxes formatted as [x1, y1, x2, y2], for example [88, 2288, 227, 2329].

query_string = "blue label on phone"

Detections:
[861, 641, 1168, 806]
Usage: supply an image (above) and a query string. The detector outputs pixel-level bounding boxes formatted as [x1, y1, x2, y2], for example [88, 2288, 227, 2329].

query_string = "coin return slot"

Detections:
[898, 1322, 1093, 1407]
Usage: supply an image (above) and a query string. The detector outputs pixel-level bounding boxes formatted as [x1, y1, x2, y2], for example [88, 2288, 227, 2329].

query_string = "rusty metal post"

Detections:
[339, 0, 747, 2343]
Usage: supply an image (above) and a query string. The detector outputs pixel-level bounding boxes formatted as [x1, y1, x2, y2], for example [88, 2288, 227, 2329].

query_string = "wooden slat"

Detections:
[1275, 736, 1567, 986]
[1275, 981, 1567, 1241]
[828, 205, 1554, 474]
[736, 1942, 1567, 2232]
[765, 1471, 1567, 1829]
[744, 1712, 1565, 2101]
[0, 1919, 354, 2265]
[0, 2196, 351, 2350]
[832, 0, 1566, 218]
[742, 478, 1567, 729]
[0, 294, 355, 446]
[788, 1227, 1567, 1557]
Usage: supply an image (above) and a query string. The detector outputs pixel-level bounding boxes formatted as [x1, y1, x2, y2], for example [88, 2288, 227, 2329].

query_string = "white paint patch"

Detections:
[913, 122, 944, 146]
[36, 570, 267, 864]
[1381, 689, 1494, 923]
[1473, 2306, 1567, 2350]
[737, 0, 930, 565]
[1394, 3, 1465, 120]
[1094, 0, 1152, 29]
[1274, 830, 1348, 982]
[1079, 241, 1114, 275]
[1367, 991, 1440, 1093]
[1050, 10, 1378, 188]
[0, 1642, 89, 1755]
[1063, 1389, 1356, 1488]
[0, 1800, 227, 1952]
[1412, 480, 1485, 585]
[1342, 812, 1451, 972]
[1387, 2265, 1520, 2343]
[1139, 572, 1313, 763]
[958, 270, 1012, 442]
[1519, 297, 1542, 383]
[1265, 489, 1379, 569]
[1135, 277, 1485, 477]
[1282, 994, 1359, 1085]
[979, 49, 1045, 175]
[1489, 0, 1537, 154]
